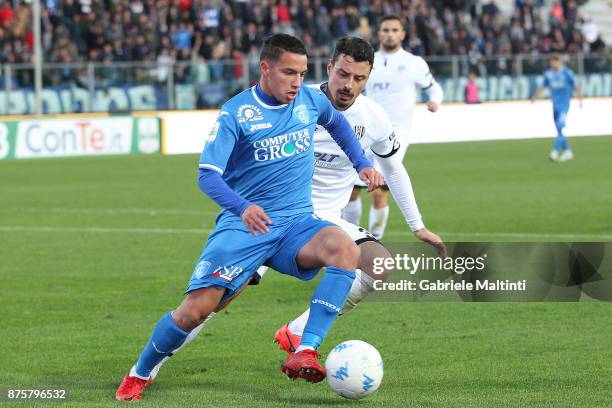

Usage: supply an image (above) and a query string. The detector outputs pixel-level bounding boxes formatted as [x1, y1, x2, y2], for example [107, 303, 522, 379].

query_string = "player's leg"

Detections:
[369, 187, 389, 240]
[266, 216, 358, 382]
[555, 108, 574, 161]
[283, 226, 358, 382]
[552, 108, 564, 152]
[116, 286, 225, 401]
[148, 274, 258, 380]
[342, 187, 363, 225]
[277, 219, 393, 352]
[293, 225, 358, 351]
[116, 226, 270, 400]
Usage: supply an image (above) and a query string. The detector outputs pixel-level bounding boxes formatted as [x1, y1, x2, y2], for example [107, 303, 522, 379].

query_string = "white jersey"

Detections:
[365, 49, 435, 130]
[311, 83, 399, 214]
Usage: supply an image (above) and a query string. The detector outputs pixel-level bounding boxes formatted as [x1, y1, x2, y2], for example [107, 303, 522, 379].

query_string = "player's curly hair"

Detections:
[260, 34, 307, 62]
[331, 37, 375, 68]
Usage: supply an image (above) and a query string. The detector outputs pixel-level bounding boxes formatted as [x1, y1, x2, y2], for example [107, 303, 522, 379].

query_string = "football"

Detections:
[325, 340, 384, 399]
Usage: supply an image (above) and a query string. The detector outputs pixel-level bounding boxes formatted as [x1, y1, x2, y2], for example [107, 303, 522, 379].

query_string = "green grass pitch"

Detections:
[1, 136, 611, 407]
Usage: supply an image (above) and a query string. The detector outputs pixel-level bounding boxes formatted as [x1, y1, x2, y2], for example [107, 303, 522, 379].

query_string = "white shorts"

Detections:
[354, 126, 410, 188]
[315, 210, 378, 245]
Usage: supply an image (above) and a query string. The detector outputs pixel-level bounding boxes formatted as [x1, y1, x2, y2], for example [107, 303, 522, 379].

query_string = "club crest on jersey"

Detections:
[211, 265, 244, 281]
[194, 260, 211, 279]
[237, 104, 264, 123]
[353, 125, 366, 140]
[293, 105, 310, 124]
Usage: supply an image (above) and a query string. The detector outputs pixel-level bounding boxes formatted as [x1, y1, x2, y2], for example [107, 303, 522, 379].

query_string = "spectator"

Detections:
[465, 71, 481, 104]
[0, 0, 604, 89]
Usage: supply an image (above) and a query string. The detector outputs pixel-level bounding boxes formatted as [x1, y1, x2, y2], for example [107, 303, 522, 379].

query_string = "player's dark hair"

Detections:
[378, 14, 404, 30]
[331, 37, 374, 68]
[260, 34, 307, 62]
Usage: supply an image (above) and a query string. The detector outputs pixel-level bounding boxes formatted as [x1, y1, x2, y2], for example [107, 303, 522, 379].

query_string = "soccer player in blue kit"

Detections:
[115, 34, 384, 401]
[531, 53, 583, 162]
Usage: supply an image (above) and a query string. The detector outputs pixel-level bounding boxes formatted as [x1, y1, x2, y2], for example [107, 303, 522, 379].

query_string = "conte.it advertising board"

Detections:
[0, 116, 160, 160]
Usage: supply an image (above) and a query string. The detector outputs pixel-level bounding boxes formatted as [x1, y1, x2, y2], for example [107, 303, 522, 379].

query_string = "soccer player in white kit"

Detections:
[343, 14, 444, 240]
[273, 36, 446, 353]
[144, 37, 446, 378]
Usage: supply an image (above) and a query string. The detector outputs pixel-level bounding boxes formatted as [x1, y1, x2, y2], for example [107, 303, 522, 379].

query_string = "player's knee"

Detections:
[329, 239, 360, 270]
[372, 189, 388, 207]
[174, 291, 221, 330]
[173, 307, 206, 331]
[358, 241, 392, 281]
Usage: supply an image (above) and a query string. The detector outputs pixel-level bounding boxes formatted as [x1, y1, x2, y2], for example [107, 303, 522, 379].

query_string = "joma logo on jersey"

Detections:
[211, 265, 244, 281]
[250, 123, 272, 131]
[253, 128, 311, 161]
[237, 104, 264, 123]
[353, 125, 365, 140]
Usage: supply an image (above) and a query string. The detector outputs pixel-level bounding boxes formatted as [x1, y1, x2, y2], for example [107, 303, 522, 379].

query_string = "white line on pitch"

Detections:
[0, 225, 610, 240]
[0, 226, 211, 234]
[1, 207, 218, 216]
[386, 230, 612, 240]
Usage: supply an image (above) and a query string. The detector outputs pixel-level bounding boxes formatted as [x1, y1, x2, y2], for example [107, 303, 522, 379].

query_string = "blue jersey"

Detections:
[542, 67, 576, 110]
[199, 84, 340, 221]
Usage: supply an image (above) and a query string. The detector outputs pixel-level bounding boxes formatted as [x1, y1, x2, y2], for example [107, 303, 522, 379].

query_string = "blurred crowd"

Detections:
[0, 0, 608, 88]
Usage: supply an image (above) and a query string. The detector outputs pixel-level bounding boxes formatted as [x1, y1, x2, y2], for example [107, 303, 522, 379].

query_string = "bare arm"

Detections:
[531, 87, 544, 102]
[576, 84, 583, 107]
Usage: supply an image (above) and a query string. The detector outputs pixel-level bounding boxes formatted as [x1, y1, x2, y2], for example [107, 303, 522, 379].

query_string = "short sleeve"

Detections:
[542, 72, 550, 88]
[369, 103, 400, 157]
[198, 110, 239, 174]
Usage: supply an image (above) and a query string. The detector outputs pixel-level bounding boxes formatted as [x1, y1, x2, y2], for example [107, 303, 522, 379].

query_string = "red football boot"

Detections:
[273, 323, 302, 354]
[115, 375, 152, 401]
[281, 349, 326, 383]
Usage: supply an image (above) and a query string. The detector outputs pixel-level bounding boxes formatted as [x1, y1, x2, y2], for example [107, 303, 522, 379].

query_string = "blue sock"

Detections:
[560, 134, 569, 151]
[134, 312, 189, 378]
[554, 134, 564, 151]
[301, 267, 355, 349]
[554, 112, 568, 151]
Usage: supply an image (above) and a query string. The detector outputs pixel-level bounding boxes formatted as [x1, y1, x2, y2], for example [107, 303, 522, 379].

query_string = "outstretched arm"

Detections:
[376, 154, 447, 257]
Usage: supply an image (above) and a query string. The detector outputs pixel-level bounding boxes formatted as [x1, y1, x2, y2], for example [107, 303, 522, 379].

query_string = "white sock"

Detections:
[341, 269, 376, 314]
[129, 365, 150, 380]
[288, 309, 310, 337]
[342, 197, 362, 225]
[148, 312, 217, 380]
[295, 345, 315, 353]
[369, 206, 389, 240]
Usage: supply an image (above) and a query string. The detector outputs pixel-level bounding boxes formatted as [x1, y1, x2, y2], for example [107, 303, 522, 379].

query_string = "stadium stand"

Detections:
[0, 0, 606, 65]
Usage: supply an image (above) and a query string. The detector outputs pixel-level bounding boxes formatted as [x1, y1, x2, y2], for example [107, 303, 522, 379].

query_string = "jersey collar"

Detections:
[252, 83, 288, 109]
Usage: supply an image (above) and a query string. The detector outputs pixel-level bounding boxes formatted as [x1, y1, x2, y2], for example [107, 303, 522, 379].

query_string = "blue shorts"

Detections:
[186, 213, 335, 301]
